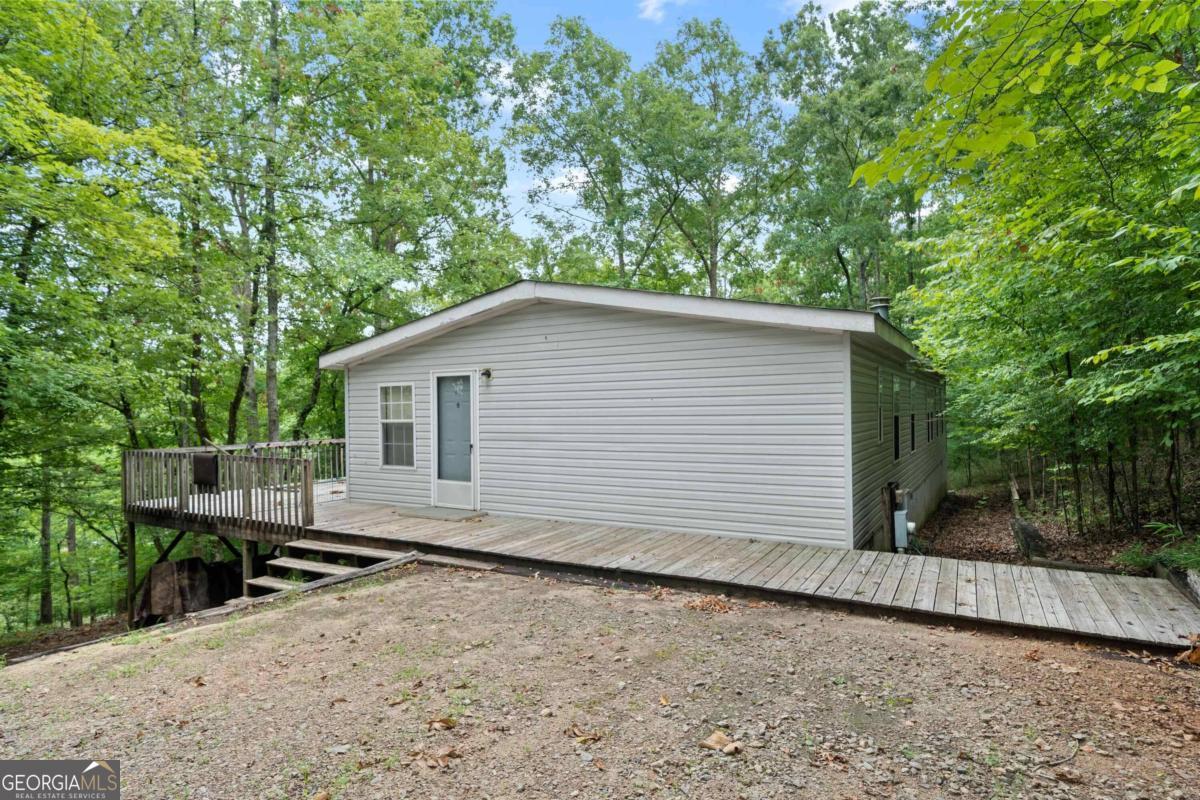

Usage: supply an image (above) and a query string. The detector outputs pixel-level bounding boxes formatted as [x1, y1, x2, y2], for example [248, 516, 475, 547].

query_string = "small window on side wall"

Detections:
[877, 366, 884, 442]
[380, 384, 415, 467]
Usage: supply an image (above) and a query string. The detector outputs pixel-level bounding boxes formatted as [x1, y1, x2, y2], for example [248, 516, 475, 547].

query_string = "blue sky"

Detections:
[494, 0, 863, 64]
[491, 0, 864, 236]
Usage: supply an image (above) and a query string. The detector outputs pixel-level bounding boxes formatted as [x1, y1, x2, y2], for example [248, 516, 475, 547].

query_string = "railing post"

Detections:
[177, 455, 188, 514]
[302, 459, 315, 527]
[241, 456, 253, 521]
[121, 451, 128, 512]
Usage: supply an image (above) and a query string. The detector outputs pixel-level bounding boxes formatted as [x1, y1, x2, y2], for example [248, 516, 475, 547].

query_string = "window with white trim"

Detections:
[380, 384, 415, 467]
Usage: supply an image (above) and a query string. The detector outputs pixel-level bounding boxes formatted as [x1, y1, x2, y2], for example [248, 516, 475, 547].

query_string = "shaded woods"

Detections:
[2, 0, 1198, 637]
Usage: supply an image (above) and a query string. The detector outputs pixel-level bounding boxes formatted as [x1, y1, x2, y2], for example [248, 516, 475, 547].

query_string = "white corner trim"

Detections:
[842, 334, 857, 549]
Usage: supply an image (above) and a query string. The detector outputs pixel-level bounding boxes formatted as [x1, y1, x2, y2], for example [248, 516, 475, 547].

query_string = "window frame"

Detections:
[378, 383, 416, 469]
[891, 374, 902, 461]
[877, 366, 884, 443]
[909, 379, 917, 452]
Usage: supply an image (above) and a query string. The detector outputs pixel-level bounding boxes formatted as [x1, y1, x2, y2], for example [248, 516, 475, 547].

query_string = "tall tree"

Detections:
[639, 20, 778, 296]
[510, 18, 682, 288]
[760, 0, 933, 308]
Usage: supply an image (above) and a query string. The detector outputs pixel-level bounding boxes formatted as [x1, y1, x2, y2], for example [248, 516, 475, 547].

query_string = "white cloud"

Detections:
[638, 0, 690, 23]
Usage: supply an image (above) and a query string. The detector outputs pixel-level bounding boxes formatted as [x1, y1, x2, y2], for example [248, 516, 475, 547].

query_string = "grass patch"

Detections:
[1118, 523, 1200, 573]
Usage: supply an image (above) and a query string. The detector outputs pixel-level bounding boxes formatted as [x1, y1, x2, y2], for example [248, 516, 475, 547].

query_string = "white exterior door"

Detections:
[432, 372, 477, 509]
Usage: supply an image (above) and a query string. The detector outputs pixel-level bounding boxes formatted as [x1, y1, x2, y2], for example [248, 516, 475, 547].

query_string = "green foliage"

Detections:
[758, 0, 940, 308]
[1119, 523, 1200, 573]
[865, 0, 1200, 536]
[510, 16, 781, 296]
[0, 0, 517, 632]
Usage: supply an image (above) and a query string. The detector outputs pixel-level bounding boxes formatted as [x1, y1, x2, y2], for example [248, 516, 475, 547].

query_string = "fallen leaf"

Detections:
[1176, 634, 1200, 665]
[700, 730, 732, 751]
[409, 745, 461, 770]
[330, 697, 348, 707]
[564, 724, 601, 745]
[684, 595, 733, 614]
[426, 717, 456, 731]
[189, 675, 206, 687]
[1024, 648, 1042, 662]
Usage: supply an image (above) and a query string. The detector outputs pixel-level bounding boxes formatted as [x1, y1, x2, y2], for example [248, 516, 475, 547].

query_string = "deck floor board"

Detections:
[134, 497, 1200, 648]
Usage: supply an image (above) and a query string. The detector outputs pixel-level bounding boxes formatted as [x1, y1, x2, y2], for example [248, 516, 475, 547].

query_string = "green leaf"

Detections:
[1146, 74, 1169, 93]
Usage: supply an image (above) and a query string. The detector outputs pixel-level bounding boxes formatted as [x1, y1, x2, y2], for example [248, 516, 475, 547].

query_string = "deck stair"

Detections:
[267, 556, 355, 578]
[245, 575, 303, 593]
[285, 538, 404, 562]
[239, 538, 413, 597]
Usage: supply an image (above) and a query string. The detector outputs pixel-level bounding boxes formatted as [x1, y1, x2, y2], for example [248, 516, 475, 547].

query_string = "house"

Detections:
[317, 281, 946, 551]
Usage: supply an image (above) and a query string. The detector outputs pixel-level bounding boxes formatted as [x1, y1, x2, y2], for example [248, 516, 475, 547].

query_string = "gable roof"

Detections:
[317, 280, 918, 370]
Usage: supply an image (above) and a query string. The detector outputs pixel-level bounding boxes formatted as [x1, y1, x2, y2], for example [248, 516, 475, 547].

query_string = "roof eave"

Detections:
[317, 282, 538, 370]
[318, 280, 918, 370]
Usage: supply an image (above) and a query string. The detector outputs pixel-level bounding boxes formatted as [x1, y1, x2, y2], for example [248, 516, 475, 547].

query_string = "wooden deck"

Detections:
[308, 501, 1200, 649]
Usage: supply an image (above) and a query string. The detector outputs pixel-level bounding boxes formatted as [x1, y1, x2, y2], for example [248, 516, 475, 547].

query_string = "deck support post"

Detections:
[125, 521, 136, 629]
[242, 539, 256, 598]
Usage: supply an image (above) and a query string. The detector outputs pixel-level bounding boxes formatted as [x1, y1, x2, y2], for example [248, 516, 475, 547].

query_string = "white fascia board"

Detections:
[531, 282, 877, 336]
[318, 282, 537, 369]
[319, 280, 915, 370]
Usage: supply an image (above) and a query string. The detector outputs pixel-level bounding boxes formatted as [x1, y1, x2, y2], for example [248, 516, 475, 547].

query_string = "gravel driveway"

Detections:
[2, 564, 1197, 799]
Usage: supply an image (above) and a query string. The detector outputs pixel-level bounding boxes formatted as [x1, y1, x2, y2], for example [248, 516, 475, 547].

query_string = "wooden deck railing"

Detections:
[121, 438, 345, 540]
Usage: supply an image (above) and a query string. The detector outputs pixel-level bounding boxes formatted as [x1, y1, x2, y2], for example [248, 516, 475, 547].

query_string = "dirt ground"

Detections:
[922, 488, 1161, 571]
[1, 565, 1197, 800]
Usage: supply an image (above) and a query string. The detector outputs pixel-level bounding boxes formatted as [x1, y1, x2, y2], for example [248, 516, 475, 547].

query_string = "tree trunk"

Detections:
[187, 242, 212, 446]
[264, 0, 282, 442]
[707, 234, 719, 298]
[1025, 446, 1035, 511]
[1105, 440, 1117, 534]
[66, 516, 81, 628]
[293, 352, 327, 439]
[227, 267, 262, 444]
[39, 471, 53, 626]
[856, 253, 871, 307]
[1128, 427, 1140, 535]
[834, 247, 854, 307]
[0, 216, 45, 430]
[1167, 425, 1183, 531]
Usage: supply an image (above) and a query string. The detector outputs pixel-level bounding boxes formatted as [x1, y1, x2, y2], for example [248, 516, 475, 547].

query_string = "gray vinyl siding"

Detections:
[848, 337, 948, 549]
[344, 302, 852, 547]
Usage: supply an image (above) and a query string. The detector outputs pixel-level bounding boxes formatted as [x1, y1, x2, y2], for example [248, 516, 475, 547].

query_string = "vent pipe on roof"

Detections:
[869, 296, 891, 322]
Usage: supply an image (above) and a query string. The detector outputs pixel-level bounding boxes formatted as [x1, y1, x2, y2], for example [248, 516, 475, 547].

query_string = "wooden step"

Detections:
[268, 556, 356, 577]
[245, 575, 303, 593]
[286, 538, 406, 562]
[419, 553, 497, 571]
